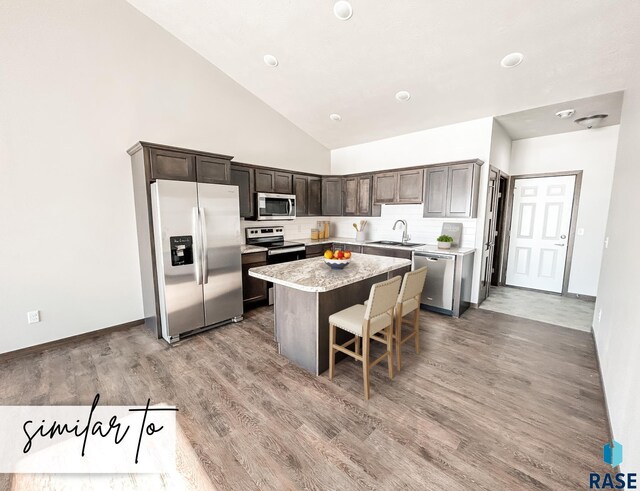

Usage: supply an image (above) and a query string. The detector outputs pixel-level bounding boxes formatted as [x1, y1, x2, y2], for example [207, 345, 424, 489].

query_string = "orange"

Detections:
[323, 250, 334, 259]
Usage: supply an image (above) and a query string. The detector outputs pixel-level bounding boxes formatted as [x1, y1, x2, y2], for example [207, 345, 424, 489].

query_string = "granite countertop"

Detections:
[299, 237, 475, 256]
[248, 253, 411, 293]
[241, 244, 268, 254]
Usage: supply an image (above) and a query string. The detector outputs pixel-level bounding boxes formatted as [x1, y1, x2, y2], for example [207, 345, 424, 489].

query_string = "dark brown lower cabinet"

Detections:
[242, 252, 268, 307]
[361, 246, 412, 278]
[306, 244, 331, 258]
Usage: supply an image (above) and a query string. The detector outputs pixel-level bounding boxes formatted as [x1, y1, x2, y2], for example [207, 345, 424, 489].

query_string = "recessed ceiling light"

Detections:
[263, 54, 278, 67]
[333, 1, 353, 20]
[556, 109, 575, 119]
[575, 114, 608, 129]
[500, 52, 524, 68]
[395, 91, 411, 102]
[329, 113, 342, 121]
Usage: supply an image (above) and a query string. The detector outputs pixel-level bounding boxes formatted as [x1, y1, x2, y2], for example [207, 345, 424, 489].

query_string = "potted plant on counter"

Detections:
[436, 234, 454, 249]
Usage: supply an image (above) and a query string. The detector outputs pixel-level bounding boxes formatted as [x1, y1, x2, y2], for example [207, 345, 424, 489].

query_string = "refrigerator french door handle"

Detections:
[192, 207, 203, 285]
[199, 207, 209, 284]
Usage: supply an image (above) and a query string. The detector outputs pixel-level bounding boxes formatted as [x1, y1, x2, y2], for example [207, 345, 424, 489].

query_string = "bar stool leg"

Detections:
[395, 307, 403, 371]
[355, 335, 360, 357]
[414, 308, 420, 354]
[329, 323, 336, 380]
[386, 323, 394, 380]
[362, 334, 370, 400]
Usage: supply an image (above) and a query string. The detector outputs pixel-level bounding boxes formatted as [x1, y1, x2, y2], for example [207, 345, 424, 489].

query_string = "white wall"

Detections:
[0, 0, 329, 354]
[331, 117, 494, 304]
[331, 118, 494, 174]
[489, 120, 512, 174]
[594, 86, 640, 473]
[509, 126, 619, 296]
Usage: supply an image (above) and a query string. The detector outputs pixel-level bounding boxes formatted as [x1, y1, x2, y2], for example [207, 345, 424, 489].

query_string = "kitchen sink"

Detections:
[367, 240, 425, 248]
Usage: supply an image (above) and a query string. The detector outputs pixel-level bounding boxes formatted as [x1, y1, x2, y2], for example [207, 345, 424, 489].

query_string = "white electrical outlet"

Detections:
[27, 310, 40, 324]
[598, 309, 603, 323]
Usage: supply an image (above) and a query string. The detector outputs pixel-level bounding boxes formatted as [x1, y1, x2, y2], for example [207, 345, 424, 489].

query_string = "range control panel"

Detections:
[245, 227, 284, 239]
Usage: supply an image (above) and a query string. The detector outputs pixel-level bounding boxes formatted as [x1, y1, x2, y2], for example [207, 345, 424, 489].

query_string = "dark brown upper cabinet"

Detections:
[322, 177, 343, 216]
[446, 162, 478, 217]
[343, 175, 375, 216]
[397, 169, 424, 203]
[149, 147, 196, 181]
[230, 163, 255, 218]
[342, 177, 358, 215]
[293, 175, 308, 216]
[255, 169, 275, 192]
[274, 172, 293, 194]
[373, 172, 397, 204]
[423, 166, 448, 217]
[196, 155, 230, 184]
[308, 177, 322, 216]
[423, 161, 481, 218]
[373, 169, 423, 204]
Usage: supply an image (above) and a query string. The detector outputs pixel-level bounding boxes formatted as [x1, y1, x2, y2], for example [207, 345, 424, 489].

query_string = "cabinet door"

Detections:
[357, 175, 373, 215]
[322, 178, 343, 216]
[373, 172, 398, 203]
[423, 166, 448, 217]
[308, 177, 322, 216]
[293, 175, 308, 216]
[242, 263, 268, 304]
[274, 172, 292, 194]
[342, 177, 358, 216]
[149, 148, 196, 181]
[446, 163, 474, 217]
[196, 155, 230, 184]
[397, 169, 424, 203]
[255, 169, 275, 192]
[230, 164, 254, 218]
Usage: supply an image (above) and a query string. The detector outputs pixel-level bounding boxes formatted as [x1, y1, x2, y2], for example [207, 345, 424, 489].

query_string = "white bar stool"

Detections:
[393, 267, 427, 370]
[328, 276, 401, 400]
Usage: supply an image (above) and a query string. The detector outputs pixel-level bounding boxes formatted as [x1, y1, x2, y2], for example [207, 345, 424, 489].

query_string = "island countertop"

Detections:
[248, 253, 411, 293]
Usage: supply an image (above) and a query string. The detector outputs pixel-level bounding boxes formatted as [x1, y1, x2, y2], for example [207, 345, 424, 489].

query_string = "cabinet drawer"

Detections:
[242, 251, 267, 265]
[149, 148, 196, 181]
[306, 244, 329, 256]
[362, 246, 412, 260]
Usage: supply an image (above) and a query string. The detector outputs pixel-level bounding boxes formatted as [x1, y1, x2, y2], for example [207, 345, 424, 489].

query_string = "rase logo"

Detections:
[589, 440, 637, 489]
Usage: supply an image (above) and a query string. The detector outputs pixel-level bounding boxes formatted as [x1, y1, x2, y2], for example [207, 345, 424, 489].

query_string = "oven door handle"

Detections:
[268, 246, 306, 256]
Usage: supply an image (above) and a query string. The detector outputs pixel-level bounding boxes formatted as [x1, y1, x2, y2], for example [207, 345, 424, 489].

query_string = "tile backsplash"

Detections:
[241, 204, 477, 247]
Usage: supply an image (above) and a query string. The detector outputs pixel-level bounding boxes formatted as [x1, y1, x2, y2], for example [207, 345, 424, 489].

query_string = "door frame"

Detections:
[500, 170, 583, 295]
[477, 165, 510, 306]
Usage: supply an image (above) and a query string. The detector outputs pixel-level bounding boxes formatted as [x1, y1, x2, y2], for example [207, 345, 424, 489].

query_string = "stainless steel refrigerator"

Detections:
[150, 180, 243, 343]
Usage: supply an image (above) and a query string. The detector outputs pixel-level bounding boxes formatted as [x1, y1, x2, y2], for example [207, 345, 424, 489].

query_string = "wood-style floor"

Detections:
[0, 306, 611, 489]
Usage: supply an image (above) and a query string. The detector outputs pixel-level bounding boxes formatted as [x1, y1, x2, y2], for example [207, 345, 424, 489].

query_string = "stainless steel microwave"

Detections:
[256, 193, 296, 220]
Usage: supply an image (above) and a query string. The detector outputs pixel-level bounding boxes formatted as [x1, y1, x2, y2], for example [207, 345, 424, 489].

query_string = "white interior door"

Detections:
[506, 175, 576, 293]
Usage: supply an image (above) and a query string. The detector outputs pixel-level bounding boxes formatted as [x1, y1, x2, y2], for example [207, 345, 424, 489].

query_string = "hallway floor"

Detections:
[480, 286, 595, 332]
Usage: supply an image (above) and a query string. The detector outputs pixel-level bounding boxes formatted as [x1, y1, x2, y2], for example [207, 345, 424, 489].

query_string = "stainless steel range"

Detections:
[245, 227, 306, 304]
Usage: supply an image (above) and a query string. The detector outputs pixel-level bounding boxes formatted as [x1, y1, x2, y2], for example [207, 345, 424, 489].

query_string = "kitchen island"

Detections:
[249, 253, 411, 375]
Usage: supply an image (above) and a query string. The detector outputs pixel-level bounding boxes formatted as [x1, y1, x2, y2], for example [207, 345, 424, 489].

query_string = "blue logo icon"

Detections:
[603, 440, 623, 467]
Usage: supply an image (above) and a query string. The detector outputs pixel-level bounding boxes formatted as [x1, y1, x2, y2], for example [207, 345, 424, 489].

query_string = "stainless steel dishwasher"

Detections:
[414, 252, 456, 312]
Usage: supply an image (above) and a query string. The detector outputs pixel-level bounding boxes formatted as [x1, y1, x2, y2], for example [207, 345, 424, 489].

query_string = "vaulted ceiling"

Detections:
[127, 0, 640, 149]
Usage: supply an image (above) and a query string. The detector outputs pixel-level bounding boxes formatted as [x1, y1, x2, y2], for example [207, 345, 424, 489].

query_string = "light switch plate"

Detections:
[27, 310, 40, 324]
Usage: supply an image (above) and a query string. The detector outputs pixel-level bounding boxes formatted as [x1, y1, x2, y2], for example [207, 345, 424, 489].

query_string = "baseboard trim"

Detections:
[565, 292, 597, 302]
[591, 327, 615, 445]
[0, 319, 144, 363]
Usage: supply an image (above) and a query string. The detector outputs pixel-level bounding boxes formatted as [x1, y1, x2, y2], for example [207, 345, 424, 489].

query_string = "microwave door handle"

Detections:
[199, 207, 209, 284]
[289, 198, 294, 216]
[193, 207, 202, 285]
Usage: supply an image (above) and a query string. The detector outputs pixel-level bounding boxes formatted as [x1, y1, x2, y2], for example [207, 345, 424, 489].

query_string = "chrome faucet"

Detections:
[393, 219, 410, 244]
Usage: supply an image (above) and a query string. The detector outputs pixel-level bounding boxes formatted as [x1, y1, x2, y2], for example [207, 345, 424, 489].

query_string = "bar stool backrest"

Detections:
[364, 276, 402, 322]
[398, 266, 428, 304]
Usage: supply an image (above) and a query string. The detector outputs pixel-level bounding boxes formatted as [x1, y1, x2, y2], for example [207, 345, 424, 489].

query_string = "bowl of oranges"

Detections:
[323, 249, 352, 269]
